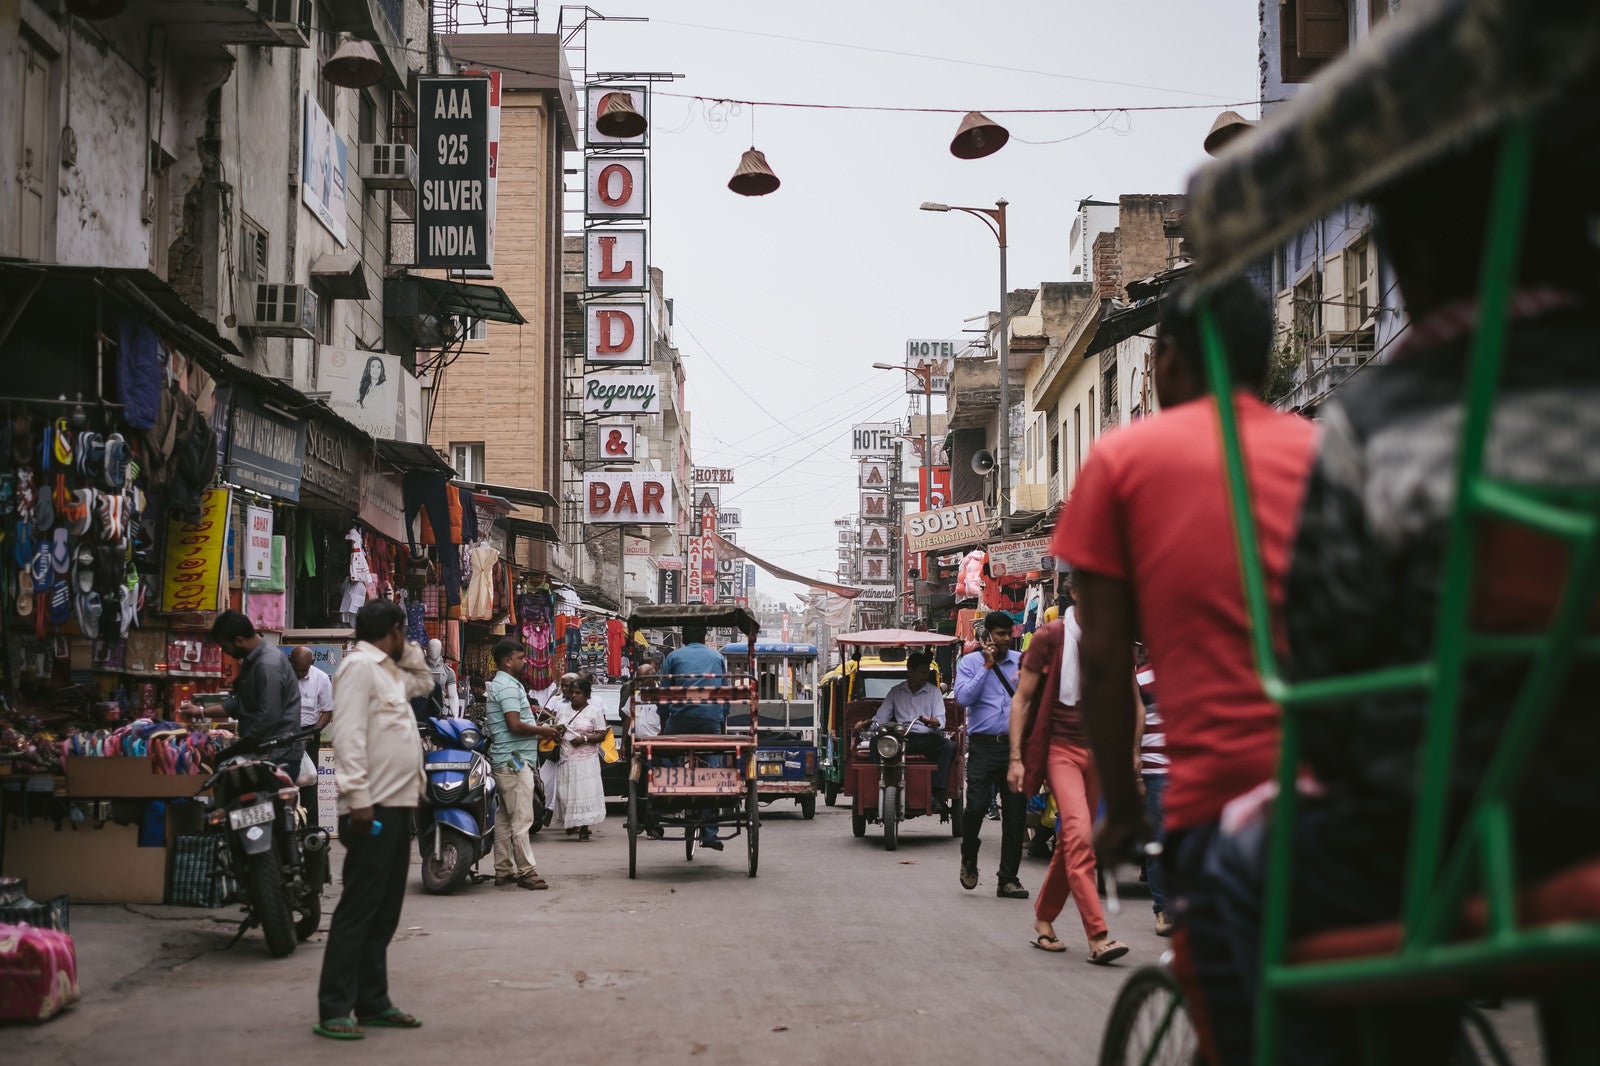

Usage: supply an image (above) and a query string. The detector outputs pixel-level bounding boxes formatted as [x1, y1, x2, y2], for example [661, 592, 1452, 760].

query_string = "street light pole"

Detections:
[920, 199, 1010, 529]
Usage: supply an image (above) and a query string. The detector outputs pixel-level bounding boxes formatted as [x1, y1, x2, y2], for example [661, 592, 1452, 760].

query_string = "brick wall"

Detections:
[1117, 194, 1185, 287]
[1092, 231, 1122, 299]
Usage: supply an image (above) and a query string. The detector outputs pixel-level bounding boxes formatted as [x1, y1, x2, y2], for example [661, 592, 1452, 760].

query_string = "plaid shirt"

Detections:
[1284, 297, 1600, 877]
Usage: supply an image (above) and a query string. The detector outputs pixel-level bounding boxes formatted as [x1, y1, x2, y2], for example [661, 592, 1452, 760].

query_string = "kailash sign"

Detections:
[416, 77, 492, 268]
[905, 501, 990, 554]
[583, 473, 673, 525]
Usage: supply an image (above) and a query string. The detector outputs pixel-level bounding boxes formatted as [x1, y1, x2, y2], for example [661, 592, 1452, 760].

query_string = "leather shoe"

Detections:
[960, 861, 978, 891]
[701, 838, 725, 851]
[997, 880, 1030, 899]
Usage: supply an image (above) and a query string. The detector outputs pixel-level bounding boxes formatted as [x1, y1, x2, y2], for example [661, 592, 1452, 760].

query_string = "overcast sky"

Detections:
[467, 1, 1259, 606]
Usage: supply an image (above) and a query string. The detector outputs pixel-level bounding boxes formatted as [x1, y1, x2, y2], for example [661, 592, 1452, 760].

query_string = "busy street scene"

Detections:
[1, 0, 1598, 1063]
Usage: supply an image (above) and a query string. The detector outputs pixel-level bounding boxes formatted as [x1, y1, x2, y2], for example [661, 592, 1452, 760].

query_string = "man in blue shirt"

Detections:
[660, 624, 729, 849]
[484, 640, 560, 889]
[953, 611, 1028, 898]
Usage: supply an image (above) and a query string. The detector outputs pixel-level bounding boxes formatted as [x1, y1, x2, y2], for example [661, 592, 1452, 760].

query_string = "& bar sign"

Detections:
[416, 76, 492, 268]
[584, 473, 673, 525]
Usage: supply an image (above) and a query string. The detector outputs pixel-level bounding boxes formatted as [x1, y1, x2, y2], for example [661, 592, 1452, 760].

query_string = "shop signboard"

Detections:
[746, 564, 756, 588]
[320, 348, 404, 440]
[245, 505, 273, 579]
[598, 423, 637, 461]
[918, 466, 952, 510]
[861, 523, 892, 551]
[851, 422, 897, 457]
[585, 155, 648, 218]
[162, 488, 230, 613]
[416, 76, 492, 268]
[902, 339, 957, 393]
[586, 301, 648, 367]
[584, 230, 647, 292]
[859, 459, 890, 489]
[586, 84, 650, 147]
[859, 491, 889, 520]
[695, 487, 721, 513]
[359, 467, 406, 543]
[301, 94, 347, 246]
[986, 536, 1055, 578]
[905, 500, 990, 555]
[302, 417, 362, 509]
[583, 473, 672, 525]
[582, 372, 660, 414]
[861, 553, 891, 583]
[693, 468, 734, 484]
[657, 568, 681, 604]
[687, 538, 704, 601]
[226, 397, 306, 501]
[717, 508, 741, 530]
[855, 586, 896, 603]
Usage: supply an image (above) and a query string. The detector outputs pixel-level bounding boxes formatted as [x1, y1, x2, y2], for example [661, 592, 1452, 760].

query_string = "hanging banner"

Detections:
[986, 536, 1056, 578]
[162, 489, 231, 613]
[919, 466, 952, 510]
[416, 76, 492, 268]
[301, 94, 348, 246]
[245, 505, 273, 580]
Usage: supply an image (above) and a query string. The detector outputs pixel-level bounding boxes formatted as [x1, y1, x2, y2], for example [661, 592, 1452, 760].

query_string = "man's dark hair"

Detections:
[984, 610, 1014, 633]
[354, 599, 406, 643]
[573, 675, 593, 697]
[907, 651, 933, 670]
[1157, 276, 1274, 393]
[210, 610, 255, 643]
[683, 624, 708, 644]
[492, 639, 524, 667]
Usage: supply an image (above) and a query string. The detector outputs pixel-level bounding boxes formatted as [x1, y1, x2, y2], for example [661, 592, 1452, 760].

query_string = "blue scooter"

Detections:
[417, 717, 500, 893]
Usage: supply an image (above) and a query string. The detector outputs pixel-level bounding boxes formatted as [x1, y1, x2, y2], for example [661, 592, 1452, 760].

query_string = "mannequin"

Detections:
[426, 638, 460, 716]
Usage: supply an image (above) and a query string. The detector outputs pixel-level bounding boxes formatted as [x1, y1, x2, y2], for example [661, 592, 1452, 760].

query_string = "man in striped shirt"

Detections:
[1135, 645, 1171, 936]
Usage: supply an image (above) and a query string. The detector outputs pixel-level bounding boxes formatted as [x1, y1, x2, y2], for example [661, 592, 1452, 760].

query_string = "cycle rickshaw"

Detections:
[1100, 2, 1600, 1063]
[623, 605, 761, 879]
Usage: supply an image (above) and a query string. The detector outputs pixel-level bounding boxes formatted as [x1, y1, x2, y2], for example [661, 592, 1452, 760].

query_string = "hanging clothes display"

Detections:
[605, 616, 625, 679]
[464, 541, 499, 620]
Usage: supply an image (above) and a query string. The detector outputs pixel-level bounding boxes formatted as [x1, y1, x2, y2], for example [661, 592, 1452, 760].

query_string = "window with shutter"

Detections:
[1281, 0, 1350, 82]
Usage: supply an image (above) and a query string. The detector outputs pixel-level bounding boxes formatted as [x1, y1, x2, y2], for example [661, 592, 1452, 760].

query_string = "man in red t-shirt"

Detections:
[1053, 277, 1316, 1066]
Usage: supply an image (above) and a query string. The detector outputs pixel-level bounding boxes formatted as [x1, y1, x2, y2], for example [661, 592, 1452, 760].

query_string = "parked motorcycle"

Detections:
[200, 725, 328, 958]
[416, 716, 545, 893]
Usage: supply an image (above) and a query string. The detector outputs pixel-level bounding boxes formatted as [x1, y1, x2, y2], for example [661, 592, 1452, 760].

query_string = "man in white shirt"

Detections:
[315, 599, 433, 1040]
[290, 647, 335, 816]
[537, 673, 580, 829]
[871, 651, 955, 807]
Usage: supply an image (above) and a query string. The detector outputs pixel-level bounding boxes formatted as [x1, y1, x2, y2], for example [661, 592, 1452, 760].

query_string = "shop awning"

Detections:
[508, 516, 561, 543]
[393, 275, 525, 325]
[309, 253, 371, 301]
[0, 263, 242, 359]
[454, 480, 558, 510]
[374, 439, 455, 474]
[1186, 0, 1600, 291]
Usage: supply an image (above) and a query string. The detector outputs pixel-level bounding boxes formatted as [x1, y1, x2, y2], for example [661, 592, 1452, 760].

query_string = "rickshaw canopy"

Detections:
[626, 604, 760, 640]
[721, 642, 820, 657]
[1185, 0, 1600, 291]
[834, 629, 962, 648]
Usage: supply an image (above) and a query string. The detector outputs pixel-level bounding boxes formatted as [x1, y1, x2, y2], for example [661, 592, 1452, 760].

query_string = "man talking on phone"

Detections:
[315, 599, 434, 1041]
[953, 611, 1028, 898]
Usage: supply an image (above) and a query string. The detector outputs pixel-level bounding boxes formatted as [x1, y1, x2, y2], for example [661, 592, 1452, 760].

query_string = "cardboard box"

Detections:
[1, 819, 166, 904]
[63, 757, 205, 799]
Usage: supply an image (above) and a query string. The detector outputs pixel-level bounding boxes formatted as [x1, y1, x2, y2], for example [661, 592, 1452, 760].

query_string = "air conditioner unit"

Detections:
[1327, 353, 1365, 369]
[243, 283, 317, 338]
[257, 0, 312, 47]
[359, 143, 417, 192]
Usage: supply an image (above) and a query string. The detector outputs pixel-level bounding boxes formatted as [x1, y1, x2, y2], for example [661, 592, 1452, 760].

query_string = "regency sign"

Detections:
[582, 373, 659, 414]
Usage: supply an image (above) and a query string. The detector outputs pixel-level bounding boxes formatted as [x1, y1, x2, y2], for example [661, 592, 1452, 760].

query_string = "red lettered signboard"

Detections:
[583, 473, 672, 524]
[919, 466, 951, 510]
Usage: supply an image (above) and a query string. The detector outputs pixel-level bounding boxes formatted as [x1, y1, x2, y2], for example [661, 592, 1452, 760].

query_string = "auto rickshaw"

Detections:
[831, 629, 965, 850]
[722, 641, 821, 819]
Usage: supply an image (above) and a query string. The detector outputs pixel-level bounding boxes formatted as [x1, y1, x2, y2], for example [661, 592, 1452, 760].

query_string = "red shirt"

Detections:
[1020, 621, 1087, 747]
[1052, 395, 1317, 831]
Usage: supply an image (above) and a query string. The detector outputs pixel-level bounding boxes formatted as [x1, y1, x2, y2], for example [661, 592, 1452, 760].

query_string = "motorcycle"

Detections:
[869, 720, 914, 850]
[199, 725, 328, 958]
[416, 716, 546, 893]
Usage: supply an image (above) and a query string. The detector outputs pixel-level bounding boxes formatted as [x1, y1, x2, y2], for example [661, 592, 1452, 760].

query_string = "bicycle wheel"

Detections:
[1098, 966, 1198, 1066]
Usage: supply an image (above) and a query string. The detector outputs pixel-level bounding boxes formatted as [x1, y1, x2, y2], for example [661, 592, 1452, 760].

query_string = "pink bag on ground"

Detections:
[0, 924, 79, 1023]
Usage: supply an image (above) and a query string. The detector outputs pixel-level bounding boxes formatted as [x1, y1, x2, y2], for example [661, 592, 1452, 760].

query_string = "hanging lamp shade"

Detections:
[595, 92, 648, 138]
[949, 111, 1010, 160]
[728, 148, 780, 197]
[66, 0, 126, 16]
[322, 38, 383, 89]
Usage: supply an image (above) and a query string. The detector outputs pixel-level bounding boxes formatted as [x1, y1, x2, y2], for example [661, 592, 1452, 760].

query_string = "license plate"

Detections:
[649, 765, 744, 795]
[229, 802, 274, 829]
[758, 762, 785, 777]
[429, 761, 472, 772]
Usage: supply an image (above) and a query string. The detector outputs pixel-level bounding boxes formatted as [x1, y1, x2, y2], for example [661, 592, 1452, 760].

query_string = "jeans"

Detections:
[1143, 771, 1170, 915]
[491, 763, 539, 879]
[317, 807, 413, 1022]
[663, 712, 725, 843]
[961, 736, 1025, 884]
[1036, 742, 1106, 941]
[1165, 823, 1253, 1066]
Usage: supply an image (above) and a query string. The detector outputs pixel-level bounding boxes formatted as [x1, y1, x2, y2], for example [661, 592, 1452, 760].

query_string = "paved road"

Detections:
[14, 798, 1543, 1065]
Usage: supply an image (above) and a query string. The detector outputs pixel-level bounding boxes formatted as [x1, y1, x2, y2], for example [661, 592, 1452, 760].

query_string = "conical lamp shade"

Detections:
[728, 148, 780, 197]
[67, 0, 126, 16]
[595, 92, 648, 138]
[949, 111, 1010, 160]
[323, 38, 383, 89]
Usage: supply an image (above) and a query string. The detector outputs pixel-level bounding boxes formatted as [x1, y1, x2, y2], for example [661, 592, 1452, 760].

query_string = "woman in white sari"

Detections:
[556, 675, 609, 840]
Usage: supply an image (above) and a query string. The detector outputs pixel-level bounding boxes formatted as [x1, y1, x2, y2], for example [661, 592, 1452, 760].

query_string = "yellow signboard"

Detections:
[162, 488, 231, 613]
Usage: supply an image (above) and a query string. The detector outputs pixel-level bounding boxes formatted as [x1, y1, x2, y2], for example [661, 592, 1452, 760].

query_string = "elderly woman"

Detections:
[556, 675, 609, 841]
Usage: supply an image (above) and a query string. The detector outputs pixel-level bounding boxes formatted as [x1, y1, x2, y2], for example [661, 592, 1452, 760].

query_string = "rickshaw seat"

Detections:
[1283, 857, 1600, 1003]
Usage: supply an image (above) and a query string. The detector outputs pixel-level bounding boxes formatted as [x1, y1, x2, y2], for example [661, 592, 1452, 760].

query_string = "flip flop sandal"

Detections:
[50, 528, 70, 575]
[357, 1008, 421, 1029]
[17, 576, 33, 617]
[33, 484, 52, 531]
[1030, 934, 1068, 953]
[51, 418, 72, 470]
[73, 545, 95, 593]
[32, 541, 53, 588]
[14, 520, 33, 568]
[312, 1018, 365, 1041]
[17, 467, 35, 510]
[516, 874, 549, 890]
[75, 591, 102, 637]
[1087, 941, 1130, 966]
[48, 579, 72, 626]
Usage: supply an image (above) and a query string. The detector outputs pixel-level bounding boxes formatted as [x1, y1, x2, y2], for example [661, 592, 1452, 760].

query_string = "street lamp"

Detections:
[920, 199, 1010, 528]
